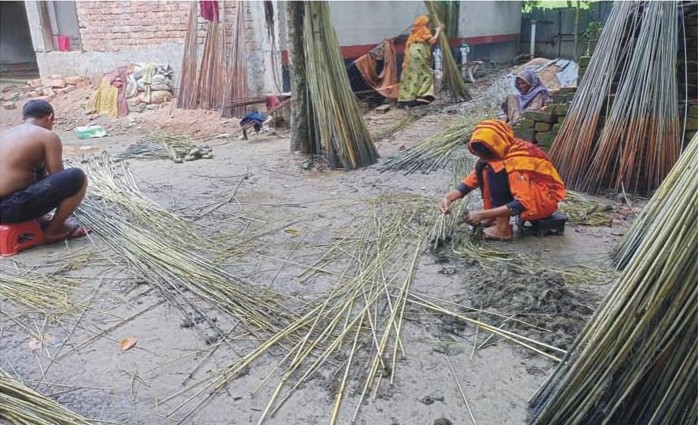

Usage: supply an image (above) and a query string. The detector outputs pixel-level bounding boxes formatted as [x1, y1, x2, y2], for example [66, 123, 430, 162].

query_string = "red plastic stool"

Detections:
[0, 220, 46, 256]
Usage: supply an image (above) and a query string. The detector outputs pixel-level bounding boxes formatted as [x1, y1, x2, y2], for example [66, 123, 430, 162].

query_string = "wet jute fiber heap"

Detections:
[303, 1, 378, 169]
[558, 190, 613, 227]
[549, 1, 680, 196]
[528, 135, 697, 424]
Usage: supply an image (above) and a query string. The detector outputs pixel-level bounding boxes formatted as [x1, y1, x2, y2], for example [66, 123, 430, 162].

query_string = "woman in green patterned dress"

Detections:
[398, 16, 443, 106]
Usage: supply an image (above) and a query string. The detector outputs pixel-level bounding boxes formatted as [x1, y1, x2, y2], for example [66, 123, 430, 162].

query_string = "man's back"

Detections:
[0, 124, 53, 196]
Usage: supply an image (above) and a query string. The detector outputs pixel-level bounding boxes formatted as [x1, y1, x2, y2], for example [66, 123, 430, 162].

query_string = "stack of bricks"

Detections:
[512, 87, 577, 152]
[577, 55, 591, 81]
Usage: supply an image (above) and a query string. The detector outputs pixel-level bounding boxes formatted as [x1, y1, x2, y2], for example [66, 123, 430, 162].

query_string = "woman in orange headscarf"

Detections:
[398, 16, 443, 106]
[440, 119, 566, 241]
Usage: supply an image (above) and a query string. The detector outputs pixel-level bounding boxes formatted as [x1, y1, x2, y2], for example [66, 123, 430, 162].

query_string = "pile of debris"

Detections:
[88, 63, 174, 118]
[1, 75, 87, 110]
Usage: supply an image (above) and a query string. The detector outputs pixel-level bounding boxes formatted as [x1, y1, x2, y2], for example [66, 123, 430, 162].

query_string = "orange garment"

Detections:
[354, 39, 400, 99]
[462, 120, 566, 220]
[403, 15, 432, 68]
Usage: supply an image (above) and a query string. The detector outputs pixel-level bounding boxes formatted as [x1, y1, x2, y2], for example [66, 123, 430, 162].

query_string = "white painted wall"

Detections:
[33, 45, 186, 81]
[328, 1, 428, 45]
[327, 1, 521, 45]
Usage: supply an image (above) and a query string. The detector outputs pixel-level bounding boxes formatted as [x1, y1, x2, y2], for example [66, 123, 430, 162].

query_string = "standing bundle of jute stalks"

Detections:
[528, 136, 697, 424]
[424, 1, 471, 102]
[176, 2, 198, 109]
[549, 1, 680, 196]
[612, 135, 697, 268]
[222, 1, 249, 118]
[303, 1, 378, 170]
[0, 370, 92, 424]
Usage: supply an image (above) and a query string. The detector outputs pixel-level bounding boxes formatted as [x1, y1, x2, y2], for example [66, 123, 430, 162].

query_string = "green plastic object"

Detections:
[74, 125, 108, 139]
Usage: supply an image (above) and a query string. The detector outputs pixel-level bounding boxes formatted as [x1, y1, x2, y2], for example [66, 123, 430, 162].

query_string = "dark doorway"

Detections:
[0, 1, 38, 78]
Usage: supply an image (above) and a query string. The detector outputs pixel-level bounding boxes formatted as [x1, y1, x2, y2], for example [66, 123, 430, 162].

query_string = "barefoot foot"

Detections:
[483, 225, 513, 241]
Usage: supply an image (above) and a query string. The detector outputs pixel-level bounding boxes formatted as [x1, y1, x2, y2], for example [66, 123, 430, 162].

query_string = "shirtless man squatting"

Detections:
[0, 99, 88, 243]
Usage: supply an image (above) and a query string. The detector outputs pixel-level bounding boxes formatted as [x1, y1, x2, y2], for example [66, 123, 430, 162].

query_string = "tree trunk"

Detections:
[286, 1, 310, 153]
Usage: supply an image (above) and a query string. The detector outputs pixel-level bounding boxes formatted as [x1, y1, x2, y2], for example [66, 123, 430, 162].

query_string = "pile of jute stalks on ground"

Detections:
[426, 156, 473, 251]
[0, 370, 92, 425]
[549, 1, 681, 195]
[380, 109, 493, 174]
[0, 265, 80, 317]
[529, 135, 697, 424]
[371, 108, 429, 141]
[558, 190, 614, 226]
[76, 154, 293, 337]
[120, 132, 213, 163]
[159, 195, 435, 424]
[157, 194, 565, 424]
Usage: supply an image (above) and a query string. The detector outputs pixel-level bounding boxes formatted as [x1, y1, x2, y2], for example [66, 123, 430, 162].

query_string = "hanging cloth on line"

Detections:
[200, 1, 220, 22]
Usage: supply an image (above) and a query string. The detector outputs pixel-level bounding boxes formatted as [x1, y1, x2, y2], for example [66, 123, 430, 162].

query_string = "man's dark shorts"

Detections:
[0, 168, 86, 223]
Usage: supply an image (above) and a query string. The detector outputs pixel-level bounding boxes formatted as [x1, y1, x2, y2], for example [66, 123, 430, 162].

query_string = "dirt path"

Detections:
[0, 72, 629, 425]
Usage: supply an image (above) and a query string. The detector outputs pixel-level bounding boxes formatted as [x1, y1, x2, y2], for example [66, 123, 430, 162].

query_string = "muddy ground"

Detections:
[0, 70, 637, 425]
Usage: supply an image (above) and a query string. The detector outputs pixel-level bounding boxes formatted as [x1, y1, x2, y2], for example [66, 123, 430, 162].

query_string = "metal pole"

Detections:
[530, 19, 537, 59]
[557, 10, 562, 58]
[574, 1, 580, 58]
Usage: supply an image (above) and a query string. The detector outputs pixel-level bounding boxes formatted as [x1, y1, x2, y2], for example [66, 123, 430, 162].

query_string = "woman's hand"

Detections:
[429, 23, 445, 46]
[467, 210, 485, 225]
[440, 197, 452, 214]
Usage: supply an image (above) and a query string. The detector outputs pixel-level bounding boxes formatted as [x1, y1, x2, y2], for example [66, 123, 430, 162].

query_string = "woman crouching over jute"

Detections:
[440, 119, 566, 241]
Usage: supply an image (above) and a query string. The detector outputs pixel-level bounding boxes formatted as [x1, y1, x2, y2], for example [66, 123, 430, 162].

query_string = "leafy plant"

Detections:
[582, 20, 602, 42]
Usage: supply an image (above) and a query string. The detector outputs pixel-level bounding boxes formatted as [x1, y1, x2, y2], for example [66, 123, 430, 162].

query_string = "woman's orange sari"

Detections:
[461, 120, 566, 220]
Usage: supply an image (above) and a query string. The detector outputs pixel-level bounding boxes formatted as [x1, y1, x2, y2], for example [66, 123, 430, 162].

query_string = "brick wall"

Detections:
[75, 1, 241, 53]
